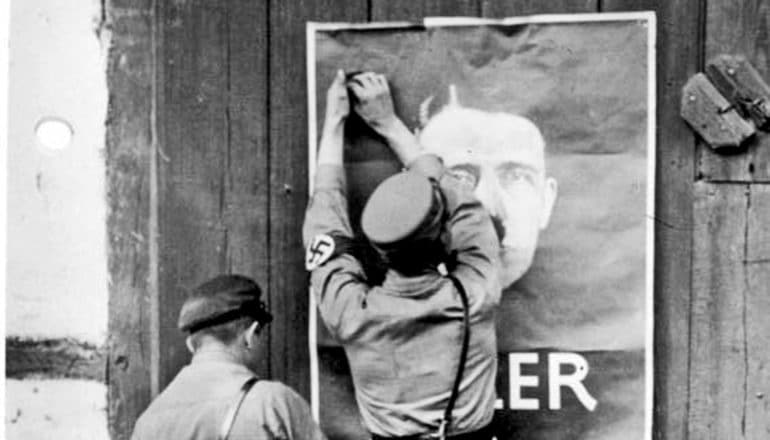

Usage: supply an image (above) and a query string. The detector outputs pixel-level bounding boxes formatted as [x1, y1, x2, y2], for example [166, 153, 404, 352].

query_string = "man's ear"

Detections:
[539, 177, 558, 229]
[244, 321, 261, 349]
[185, 336, 195, 354]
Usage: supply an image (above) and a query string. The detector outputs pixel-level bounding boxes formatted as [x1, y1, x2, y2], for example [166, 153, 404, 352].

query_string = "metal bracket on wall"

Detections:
[681, 54, 770, 151]
[706, 55, 770, 131]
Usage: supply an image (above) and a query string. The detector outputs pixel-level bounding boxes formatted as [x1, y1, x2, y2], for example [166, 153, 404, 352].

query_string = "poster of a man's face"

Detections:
[309, 13, 655, 440]
[419, 93, 557, 286]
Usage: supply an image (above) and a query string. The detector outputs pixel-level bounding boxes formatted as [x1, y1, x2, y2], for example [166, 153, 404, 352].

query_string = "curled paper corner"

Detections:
[418, 95, 434, 129]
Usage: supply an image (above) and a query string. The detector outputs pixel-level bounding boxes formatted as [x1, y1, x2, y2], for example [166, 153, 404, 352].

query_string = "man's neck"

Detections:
[192, 344, 242, 364]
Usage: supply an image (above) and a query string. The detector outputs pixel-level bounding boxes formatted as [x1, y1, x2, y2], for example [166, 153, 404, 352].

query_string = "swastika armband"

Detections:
[305, 234, 359, 271]
[306, 234, 336, 270]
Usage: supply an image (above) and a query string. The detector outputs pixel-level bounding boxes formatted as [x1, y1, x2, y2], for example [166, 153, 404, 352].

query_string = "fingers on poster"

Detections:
[307, 12, 655, 440]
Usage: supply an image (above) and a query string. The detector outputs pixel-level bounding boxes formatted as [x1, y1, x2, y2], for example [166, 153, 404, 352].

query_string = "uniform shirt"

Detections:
[303, 154, 501, 437]
[131, 349, 325, 440]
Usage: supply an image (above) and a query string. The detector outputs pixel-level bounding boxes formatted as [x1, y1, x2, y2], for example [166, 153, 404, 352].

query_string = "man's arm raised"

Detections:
[348, 72, 424, 167]
[349, 72, 500, 308]
[302, 70, 370, 342]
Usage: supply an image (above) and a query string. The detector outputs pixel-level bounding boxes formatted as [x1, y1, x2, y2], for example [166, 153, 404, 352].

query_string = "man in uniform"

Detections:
[303, 70, 501, 439]
[131, 274, 325, 440]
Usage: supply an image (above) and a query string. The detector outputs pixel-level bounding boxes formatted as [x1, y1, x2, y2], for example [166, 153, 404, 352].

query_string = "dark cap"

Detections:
[361, 171, 445, 249]
[178, 275, 273, 333]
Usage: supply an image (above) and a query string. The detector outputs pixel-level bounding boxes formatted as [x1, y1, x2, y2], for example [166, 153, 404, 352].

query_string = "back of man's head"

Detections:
[361, 171, 449, 275]
[178, 275, 272, 350]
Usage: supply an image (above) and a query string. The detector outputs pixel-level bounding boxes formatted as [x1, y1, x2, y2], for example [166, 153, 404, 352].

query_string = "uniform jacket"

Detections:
[131, 349, 325, 440]
[303, 154, 501, 437]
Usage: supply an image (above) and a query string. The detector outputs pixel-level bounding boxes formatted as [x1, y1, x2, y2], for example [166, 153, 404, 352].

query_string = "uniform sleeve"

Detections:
[302, 164, 370, 343]
[410, 153, 502, 307]
[264, 383, 327, 440]
[129, 418, 145, 440]
[303, 164, 354, 241]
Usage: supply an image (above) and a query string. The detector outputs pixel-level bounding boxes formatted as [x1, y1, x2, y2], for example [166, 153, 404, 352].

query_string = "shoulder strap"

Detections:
[437, 274, 471, 439]
[218, 377, 259, 440]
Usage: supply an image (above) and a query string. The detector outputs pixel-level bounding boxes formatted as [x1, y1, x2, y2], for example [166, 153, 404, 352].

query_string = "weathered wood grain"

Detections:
[689, 182, 748, 440]
[268, 0, 367, 400]
[481, 0, 596, 16]
[603, 1, 701, 439]
[222, 0, 271, 379]
[372, 0, 479, 21]
[681, 72, 756, 150]
[6, 338, 105, 381]
[745, 184, 770, 438]
[156, 0, 231, 390]
[104, 2, 154, 439]
[698, 0, 770, 182]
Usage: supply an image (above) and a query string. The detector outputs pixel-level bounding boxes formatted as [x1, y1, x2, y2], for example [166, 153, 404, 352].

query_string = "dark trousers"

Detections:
[370, 422, 494, 440]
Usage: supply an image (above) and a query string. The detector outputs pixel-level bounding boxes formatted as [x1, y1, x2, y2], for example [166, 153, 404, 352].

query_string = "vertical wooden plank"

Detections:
[105, 1, 154, 438]
[481, 0, 596, 16]
[600, 0, 658, 12]
[372, 0, 479, 20]
[268, 0, 367, 399]
[746, 184, 770, 438]
[156, 0, 230, 389]
[603, 2, 701, 439]
[224, 0, 271, 378]
[707, 0, 770, 74]
[689, 182, 748, 439]
[697, 1, 770, 182]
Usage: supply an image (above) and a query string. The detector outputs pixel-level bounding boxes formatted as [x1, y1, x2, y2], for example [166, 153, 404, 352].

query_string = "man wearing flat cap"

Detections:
[303, 71, 500, 439]
[131, 274, 325, 440]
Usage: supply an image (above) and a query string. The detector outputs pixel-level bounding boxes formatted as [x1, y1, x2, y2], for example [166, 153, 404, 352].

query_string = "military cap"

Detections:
[361, 171, 445, 249]
[178, 275, 272, 333]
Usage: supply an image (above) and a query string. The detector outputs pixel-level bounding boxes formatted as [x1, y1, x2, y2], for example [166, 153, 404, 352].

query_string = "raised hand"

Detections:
[325, 69, 350, 124]
[348, 71, 423, 166]
[348, 72, 397, 134]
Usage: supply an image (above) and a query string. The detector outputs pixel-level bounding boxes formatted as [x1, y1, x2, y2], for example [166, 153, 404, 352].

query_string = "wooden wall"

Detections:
[105, 0, 770, 439]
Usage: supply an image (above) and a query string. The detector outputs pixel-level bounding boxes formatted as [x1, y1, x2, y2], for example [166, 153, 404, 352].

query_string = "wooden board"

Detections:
[689, 182, 748, 439]
[745, 184, 770, 437]
[155, 0, 271, 389]
[268, 0, 367, 400]
[698, 0, 770, 182]
[681, 73, 756, 150]
[6, 338, 104, 381]
[156, 0, 231, 390]
[688, 182, 770, 438]
[372, 0, 479, 20]
[104, 2, 155, 439]
[482, 0, 597, 16]
[222, 0, 271, 379]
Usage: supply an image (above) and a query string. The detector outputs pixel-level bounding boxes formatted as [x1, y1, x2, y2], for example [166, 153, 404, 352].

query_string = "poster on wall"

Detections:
[307, 12, 655, 440]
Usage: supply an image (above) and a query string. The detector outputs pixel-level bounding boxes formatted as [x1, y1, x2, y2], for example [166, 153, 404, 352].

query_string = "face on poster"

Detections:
[308, 13, 655, 440]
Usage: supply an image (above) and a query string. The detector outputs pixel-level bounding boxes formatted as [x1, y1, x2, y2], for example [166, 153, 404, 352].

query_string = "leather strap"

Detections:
[369, 274, 472, 440]
[438, 274, 471, 440]
[218, 377, 259, 440]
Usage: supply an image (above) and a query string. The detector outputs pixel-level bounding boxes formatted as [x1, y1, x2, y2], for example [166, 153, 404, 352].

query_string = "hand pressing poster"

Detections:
[307, 12, 655, 440]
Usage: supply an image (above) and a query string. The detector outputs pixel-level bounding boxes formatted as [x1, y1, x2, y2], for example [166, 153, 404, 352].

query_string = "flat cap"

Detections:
[361, 171, 444, 248]
[178, 275, 272, 333]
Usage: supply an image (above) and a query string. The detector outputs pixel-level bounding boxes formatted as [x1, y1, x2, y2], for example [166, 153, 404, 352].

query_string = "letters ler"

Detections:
[496, 352, 598, 412]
